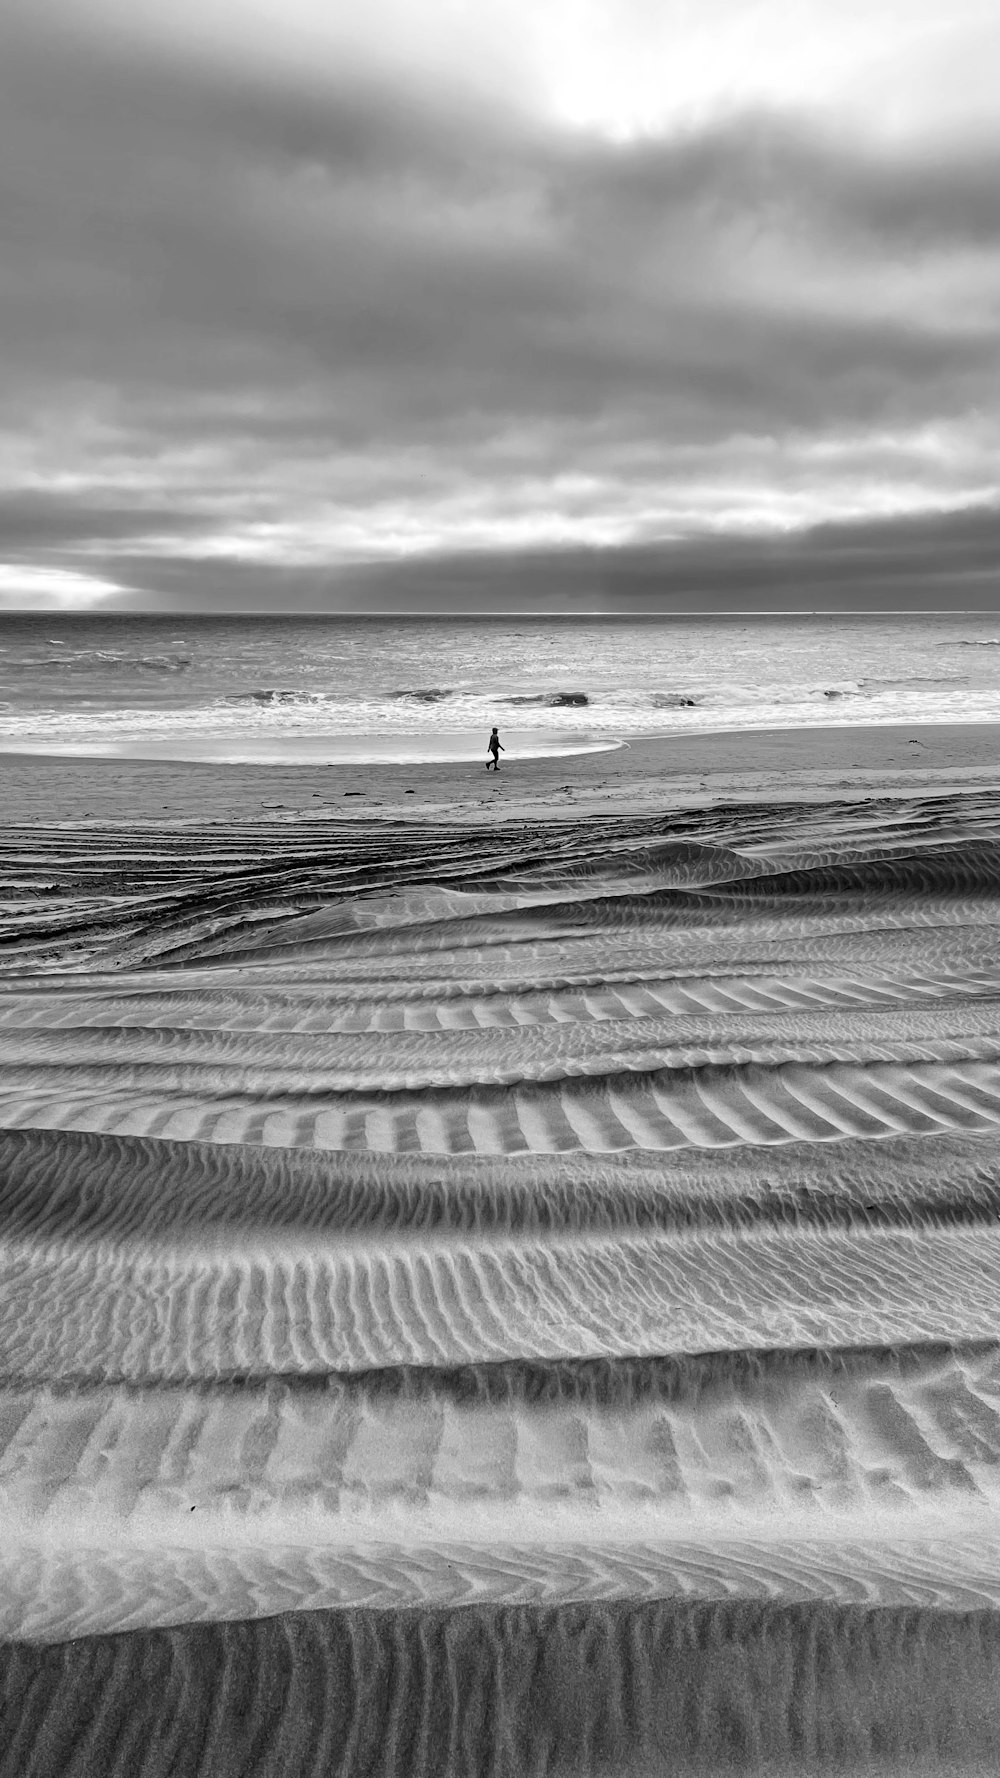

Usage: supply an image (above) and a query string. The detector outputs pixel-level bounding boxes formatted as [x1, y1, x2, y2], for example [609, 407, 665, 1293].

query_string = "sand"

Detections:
[3, 719, 1000, 825]
[4, 722, 1000, 1772]
[7, 1602, 1000, 1778]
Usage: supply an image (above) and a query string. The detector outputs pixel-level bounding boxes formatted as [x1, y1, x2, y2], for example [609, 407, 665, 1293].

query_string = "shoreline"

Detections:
[4, 720, 1000, 824]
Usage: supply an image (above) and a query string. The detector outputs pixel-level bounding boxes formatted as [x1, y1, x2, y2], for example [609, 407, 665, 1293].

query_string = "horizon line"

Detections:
[3, 608, 1000, 619]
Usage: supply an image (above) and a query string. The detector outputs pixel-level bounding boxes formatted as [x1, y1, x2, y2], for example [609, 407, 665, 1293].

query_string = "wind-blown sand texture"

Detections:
[6, 760, 1000, 1772]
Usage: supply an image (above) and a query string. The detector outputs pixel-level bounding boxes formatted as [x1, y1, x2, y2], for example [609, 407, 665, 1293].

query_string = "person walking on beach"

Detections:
[486, 727, 504, 771]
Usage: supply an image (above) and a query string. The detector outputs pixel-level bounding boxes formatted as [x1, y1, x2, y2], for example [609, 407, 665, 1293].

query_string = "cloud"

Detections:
[0, 3, 998, 607]
[74, 500, 1000, 614]
[0, 493, 213, 552]
[0, 565, 135, 610]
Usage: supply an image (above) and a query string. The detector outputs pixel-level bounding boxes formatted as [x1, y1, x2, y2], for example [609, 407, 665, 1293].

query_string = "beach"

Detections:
[4, 722, 1000, 1772]
[4, 720, 1000, 824]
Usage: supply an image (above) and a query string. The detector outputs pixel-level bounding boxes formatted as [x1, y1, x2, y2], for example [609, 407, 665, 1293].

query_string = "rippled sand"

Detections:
[5, 783, 1000, 1771]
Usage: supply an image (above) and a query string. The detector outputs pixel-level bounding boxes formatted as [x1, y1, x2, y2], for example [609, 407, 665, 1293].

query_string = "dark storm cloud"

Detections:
[570, 121, 1000, 254]
[0, 493, 213, 553]
[361, 500, 1000, 610]
[91, 501, 1000, 614]
[0, 7, 998, 605]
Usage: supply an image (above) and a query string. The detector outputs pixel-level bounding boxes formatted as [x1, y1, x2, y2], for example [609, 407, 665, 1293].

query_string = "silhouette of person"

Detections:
[486, 727, 505, 771]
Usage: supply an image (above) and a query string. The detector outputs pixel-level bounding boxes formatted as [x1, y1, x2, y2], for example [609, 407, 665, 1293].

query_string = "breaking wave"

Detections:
[508, 690, 591, 707]
[226, 688, 340, 706]
[390, 688, 456, 703]
[16, 650, 191, 673]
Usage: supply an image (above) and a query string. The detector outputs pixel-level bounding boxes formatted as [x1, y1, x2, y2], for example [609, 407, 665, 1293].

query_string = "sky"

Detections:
[1, 0, 999, 612]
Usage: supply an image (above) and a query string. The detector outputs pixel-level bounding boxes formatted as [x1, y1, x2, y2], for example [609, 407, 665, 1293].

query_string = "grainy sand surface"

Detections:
[4, 720, 1000, 824]
[4, 723, 1000, 1773]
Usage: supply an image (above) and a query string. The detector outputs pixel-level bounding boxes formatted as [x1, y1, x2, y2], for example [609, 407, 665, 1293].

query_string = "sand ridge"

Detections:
[8, 1599, 1000, 1778]
[5, 780, 1000, 1768]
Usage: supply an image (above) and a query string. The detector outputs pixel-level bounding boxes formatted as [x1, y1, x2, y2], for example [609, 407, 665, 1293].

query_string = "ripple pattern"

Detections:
[6, 791, 1000, 1767]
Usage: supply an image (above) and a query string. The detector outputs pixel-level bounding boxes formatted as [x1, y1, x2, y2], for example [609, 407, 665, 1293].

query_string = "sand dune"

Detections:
[4, 1340, 1000, 1522]
[5, 786, 1000, 1766]
[7, 1537, 1000, 1647]
[6, 1213, 1000, 1381]
[7, 1055, 1000, 1153]
[7, 1599, 1000, 1777]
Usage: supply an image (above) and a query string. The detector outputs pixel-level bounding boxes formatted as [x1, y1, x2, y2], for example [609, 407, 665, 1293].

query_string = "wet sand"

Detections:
[3, 719, 1000, 823]
[4, 724, 1000, 1771]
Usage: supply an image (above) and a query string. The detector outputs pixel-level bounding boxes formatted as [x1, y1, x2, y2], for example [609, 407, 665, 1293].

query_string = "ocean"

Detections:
[2, 610, 1000, 763]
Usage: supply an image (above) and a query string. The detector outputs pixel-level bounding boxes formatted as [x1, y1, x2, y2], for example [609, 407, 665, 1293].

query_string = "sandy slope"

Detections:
[5, 758, 1000, 1768]
[8, 1600, 1000, 1778]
